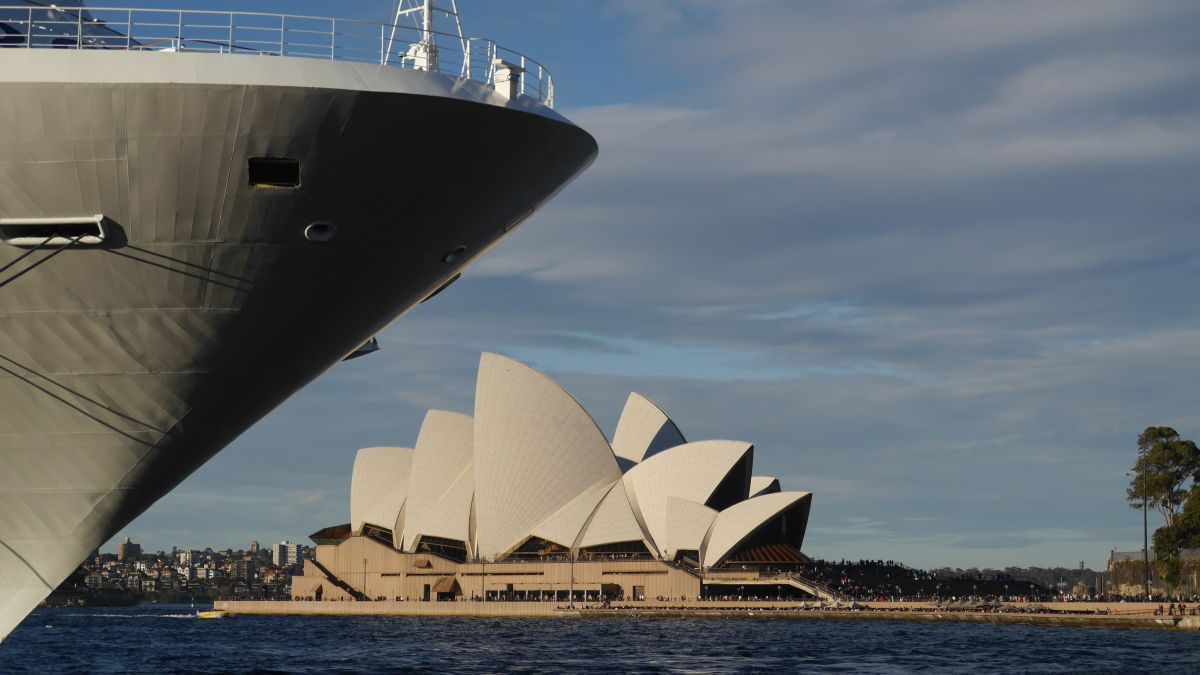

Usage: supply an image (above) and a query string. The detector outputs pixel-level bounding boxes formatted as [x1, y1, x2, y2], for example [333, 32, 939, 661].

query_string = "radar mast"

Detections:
[387, 0, 468, 75]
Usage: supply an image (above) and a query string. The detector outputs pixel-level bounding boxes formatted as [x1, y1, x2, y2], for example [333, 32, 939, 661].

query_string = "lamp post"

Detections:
[1140, 446, 1151, 601]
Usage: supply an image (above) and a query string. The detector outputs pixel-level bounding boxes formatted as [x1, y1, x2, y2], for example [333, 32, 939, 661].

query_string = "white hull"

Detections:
[0, 50, 596, 640]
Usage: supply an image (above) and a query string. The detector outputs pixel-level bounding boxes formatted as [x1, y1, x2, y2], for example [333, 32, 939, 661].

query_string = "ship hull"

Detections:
[0, 51, 597, 640]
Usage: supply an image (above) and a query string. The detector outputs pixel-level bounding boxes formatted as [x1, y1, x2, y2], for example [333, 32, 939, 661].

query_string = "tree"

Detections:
[1128, 427, 1200, 528]
[1152, 484, 1200, 586]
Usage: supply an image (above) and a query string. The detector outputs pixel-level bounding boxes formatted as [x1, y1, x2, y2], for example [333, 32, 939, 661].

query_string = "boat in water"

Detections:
[0, 0, 597, 641]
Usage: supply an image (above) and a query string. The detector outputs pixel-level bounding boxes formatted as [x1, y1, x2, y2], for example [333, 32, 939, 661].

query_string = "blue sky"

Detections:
[101, 1, 1200, 570]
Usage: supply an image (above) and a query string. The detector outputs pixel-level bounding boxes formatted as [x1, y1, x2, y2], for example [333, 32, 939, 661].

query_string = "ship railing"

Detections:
[0, 5, 554, 107]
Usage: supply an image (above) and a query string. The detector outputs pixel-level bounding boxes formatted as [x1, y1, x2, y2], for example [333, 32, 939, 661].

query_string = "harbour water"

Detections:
[4, 604, 1200, 673]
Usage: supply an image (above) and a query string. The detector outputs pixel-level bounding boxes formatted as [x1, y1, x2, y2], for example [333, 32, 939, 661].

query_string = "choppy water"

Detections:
[4, 604, 1200, 673]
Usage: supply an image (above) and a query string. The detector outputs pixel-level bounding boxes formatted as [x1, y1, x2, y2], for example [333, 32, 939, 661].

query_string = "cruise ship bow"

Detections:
[0, 1, 597, 640]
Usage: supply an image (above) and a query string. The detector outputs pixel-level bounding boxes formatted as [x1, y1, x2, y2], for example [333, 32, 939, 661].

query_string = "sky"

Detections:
[100, 0, 1200, 570]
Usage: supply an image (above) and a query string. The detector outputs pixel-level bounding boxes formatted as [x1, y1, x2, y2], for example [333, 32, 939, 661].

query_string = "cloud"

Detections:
[609, 0, 1198, 100]
[117, 1, 1200, 570]
[965, 55, 1200, 126]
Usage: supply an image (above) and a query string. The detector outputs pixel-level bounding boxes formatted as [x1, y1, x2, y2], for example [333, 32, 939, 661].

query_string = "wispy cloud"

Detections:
[112, 0, 1200, 570]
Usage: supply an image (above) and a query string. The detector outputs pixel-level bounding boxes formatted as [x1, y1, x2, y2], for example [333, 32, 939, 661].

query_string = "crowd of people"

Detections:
[1155, 602, 1197, 616]
[793, 559, 1050, 602]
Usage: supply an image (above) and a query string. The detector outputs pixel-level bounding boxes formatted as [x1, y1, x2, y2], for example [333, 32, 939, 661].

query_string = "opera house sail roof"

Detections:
[338, 353, 812, 570]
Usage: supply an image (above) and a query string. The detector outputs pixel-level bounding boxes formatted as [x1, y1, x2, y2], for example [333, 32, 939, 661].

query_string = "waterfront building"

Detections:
[1107, 549, 1158, 596]
[293, 353, 828, 602]
[116, 537, 141, 562]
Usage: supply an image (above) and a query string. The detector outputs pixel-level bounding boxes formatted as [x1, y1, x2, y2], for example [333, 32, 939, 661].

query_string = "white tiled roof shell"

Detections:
[531, 480, 614, 550]
[664, 496, 718, 557]
[701, 491, 812, 568]
[749, 476, 781, 497]
[403, 410, 474, 552]
[611, 392, 686, 467]
[349, 446, 414, 535]
[472, 353, 622, 559]
[578, 479, 653, 551]
[622, 440, 754, 555]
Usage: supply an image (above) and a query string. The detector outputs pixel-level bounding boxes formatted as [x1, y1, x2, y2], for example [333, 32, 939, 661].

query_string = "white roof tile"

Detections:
[472, 353, 621, 558]
[350, 446, 414, 536]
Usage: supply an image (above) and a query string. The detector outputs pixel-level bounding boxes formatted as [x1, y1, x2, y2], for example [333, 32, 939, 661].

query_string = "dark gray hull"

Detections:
[0, 50, 597, 638]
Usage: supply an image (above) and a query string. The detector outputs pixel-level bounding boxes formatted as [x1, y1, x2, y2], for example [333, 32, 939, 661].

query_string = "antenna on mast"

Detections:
[386, 0, 468, 75]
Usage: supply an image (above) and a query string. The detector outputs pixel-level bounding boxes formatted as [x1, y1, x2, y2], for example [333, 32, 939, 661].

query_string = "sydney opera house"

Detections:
[292, 353, 827, 602]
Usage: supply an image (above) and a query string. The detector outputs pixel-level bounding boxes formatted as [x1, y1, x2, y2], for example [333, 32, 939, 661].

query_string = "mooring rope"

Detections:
[0, 232, 87, 291]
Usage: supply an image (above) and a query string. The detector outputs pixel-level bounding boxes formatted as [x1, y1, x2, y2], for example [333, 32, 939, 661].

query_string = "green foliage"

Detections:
[1160, 555, 1181, 587]
[1133, 428, 1200, 588]
[1152, 483, 1200, 586]
[927, 566, 1095, 589]
[1128, 427, 1199, 528]
[1156, 485, 1200, 548]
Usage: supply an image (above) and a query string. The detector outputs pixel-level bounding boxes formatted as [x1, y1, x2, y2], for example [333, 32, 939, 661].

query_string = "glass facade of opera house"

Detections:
[293, 353, 827, 602]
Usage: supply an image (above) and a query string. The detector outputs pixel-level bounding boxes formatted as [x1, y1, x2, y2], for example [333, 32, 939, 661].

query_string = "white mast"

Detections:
[422, 0, 434, 39]
[386, 0, 468, 75]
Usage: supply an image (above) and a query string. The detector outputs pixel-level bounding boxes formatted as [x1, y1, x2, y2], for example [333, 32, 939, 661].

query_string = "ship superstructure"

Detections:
[0, 1, 596, 640]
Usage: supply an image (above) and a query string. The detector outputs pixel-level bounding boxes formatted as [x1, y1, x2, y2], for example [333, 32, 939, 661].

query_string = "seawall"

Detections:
[215, 600, 1200, 630]
[215, 600, 563, 617]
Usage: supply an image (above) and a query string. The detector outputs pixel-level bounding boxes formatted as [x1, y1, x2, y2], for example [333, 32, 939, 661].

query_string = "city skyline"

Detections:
[101, 0, 1200, 571]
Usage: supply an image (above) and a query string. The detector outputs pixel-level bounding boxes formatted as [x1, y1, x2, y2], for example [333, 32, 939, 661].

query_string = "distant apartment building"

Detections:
[271, 541, 302, 568]
[177, 550, 194, 566]
[251, 540, 259, 554]
[117, 537, 142, 562]
[231, 558, 256, 583]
